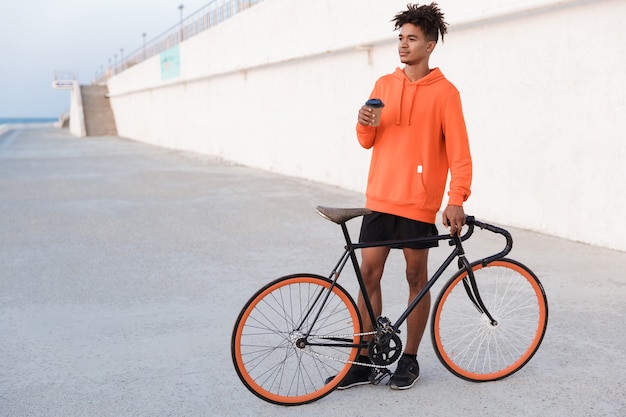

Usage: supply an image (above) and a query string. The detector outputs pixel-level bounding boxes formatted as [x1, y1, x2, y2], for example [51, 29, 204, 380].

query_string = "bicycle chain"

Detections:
[304, 331, 395, 369]
[298, 341, 393, 385]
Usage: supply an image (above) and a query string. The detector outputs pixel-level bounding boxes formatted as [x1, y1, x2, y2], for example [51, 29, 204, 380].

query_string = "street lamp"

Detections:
[178, 4, 184, 41]
[142, 33, 147, 60]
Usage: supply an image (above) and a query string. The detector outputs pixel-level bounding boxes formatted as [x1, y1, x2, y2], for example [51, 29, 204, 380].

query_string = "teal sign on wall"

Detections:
[160, 46, 181, 80]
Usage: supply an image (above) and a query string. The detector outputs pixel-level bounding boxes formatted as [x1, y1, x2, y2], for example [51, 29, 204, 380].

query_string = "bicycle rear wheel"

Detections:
[231, 274, 361, 405]
[432, 259, 548, 382]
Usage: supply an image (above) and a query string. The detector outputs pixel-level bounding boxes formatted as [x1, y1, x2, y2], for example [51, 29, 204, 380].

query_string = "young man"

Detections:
[341, 3, 472, 390]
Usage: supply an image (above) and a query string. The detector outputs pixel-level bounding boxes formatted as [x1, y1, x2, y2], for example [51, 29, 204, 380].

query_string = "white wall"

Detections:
[107, 0, 626, 252]
[69, 81, 86, 137]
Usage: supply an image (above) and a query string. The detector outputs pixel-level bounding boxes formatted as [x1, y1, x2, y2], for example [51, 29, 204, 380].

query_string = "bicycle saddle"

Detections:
[316, 206, 372, 224]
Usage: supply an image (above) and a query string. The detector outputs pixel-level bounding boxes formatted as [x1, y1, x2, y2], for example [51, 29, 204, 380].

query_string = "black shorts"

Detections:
[359, 211, 439, 250]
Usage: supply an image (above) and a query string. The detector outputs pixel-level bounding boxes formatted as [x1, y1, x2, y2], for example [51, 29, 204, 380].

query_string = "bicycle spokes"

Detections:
[232, 274, 362, 405]
[432, 260, 548, 382]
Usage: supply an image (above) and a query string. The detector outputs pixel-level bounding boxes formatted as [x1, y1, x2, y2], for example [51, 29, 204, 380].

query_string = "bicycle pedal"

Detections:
[370, 368, 392, 385]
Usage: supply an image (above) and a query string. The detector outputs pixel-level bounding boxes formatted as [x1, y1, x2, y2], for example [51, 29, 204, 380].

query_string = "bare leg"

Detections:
[357, 246, 390, 355]
[402, 248, 430, 355]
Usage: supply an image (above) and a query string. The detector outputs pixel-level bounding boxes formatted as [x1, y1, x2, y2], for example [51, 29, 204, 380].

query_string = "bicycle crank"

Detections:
[368, 317, 403, 366]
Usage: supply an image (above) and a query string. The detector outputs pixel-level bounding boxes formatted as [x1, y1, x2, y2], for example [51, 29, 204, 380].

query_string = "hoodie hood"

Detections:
[391, 67, 445, 125]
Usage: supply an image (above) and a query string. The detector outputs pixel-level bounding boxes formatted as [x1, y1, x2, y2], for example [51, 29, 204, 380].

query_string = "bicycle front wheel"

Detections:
[231, 274, 361, 406]
[432, 259, 548, 382]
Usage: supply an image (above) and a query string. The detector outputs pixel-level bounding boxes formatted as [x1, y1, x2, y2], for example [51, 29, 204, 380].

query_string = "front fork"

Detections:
[454, 234, 498, 326]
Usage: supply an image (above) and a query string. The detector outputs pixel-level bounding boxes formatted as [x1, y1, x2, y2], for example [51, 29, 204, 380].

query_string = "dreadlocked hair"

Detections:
[392, 3, 448, 43]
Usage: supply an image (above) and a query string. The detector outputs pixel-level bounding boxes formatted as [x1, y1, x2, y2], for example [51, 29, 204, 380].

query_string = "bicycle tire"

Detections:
[231, 274, 362, 405]
[431, 259, 548, 382]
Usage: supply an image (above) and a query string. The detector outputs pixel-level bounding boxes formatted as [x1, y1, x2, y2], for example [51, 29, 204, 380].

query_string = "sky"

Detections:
[0, 0, 216, 118]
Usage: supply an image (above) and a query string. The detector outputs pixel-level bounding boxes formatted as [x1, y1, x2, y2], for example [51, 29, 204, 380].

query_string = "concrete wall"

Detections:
[69, 81, 86, 137]
[107, 0, 626, 252]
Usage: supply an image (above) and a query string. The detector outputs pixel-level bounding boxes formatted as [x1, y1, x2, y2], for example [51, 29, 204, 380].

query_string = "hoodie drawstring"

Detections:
[396, 81, 404, 125]
[393, 67, 443, 127]
[396, 80, 417, 126]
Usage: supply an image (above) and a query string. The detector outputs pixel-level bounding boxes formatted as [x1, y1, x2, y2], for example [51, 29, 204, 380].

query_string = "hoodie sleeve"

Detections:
[443, 90, 472, 206]
[356, 123, 376, 149]
[355, 83, 381, 149]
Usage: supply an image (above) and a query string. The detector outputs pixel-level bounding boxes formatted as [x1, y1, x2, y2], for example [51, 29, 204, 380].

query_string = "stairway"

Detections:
[81, 85, 117, 136]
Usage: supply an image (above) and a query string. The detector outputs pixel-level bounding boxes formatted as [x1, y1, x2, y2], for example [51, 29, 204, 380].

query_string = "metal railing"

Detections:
[53, 71, 77, 89]
[93, 0, 265, 84]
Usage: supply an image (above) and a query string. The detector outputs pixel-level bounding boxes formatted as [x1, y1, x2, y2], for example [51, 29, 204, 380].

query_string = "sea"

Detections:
[0, 117, 58, 136]
[0, 117, 57, 125]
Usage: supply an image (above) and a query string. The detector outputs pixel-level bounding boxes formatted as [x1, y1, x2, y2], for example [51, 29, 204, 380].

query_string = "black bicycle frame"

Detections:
[303, 216, 512, 348]
[346, 225, 470, 334]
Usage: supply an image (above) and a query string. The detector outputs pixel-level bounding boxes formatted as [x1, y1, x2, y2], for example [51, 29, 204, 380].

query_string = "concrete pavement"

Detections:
[1, 126, 624, 416]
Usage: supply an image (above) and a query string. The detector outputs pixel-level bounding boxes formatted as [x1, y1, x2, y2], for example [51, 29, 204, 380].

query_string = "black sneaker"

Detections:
[326, 364, 373, 390]
[389, 356, 420, 390]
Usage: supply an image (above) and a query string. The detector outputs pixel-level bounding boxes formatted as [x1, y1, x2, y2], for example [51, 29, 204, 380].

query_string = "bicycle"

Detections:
[231, 206, 548, 406]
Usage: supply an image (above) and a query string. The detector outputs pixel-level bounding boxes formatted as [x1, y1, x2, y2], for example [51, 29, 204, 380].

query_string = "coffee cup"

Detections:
[365, 98, 385, 126]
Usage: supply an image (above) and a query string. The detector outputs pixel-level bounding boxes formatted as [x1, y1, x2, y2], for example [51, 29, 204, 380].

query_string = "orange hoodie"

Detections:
[356, 67, 472, 224]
